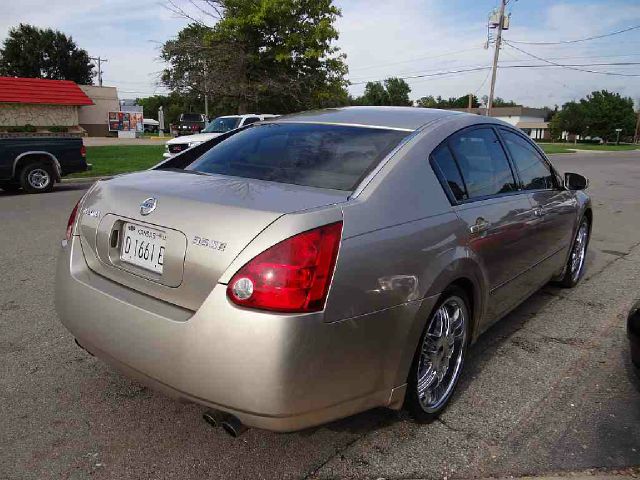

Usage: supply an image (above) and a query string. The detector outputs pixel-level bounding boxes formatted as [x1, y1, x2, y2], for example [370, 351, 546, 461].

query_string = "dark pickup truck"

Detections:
[0, 137, 91, 193]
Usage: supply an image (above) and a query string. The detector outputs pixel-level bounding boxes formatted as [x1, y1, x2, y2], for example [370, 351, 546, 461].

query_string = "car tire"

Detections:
[0, 181, 21, 192]
[405, 286, 470, 422]
[557, 216, 590, 288]
[19, 162, 55, 194]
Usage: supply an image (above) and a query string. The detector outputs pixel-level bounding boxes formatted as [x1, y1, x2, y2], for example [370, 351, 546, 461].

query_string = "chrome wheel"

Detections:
[27, 168, 50, 189]
[570, 221, 589, 282]
[416, 296, 467, 413]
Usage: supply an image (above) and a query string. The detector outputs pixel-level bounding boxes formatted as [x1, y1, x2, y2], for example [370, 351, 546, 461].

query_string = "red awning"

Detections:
[0, 77, 94, 106]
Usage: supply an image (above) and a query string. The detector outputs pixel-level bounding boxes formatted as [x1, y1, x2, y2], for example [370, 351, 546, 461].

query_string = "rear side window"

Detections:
[431, 145, 467, 202]
[500, 130, 556, 190]
[449, 128, 517, 199]
[242, 117, 261, 126]
[187, 123, 409, 191]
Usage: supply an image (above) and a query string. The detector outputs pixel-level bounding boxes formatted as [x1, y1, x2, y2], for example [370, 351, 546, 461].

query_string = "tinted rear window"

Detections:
[187, 123, 409, 191]
[181, 113, 203, 122]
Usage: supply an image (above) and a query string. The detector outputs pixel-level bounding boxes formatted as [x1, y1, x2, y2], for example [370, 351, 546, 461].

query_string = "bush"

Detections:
[24, 124, 37, 132]
[48, 126, 69, 133]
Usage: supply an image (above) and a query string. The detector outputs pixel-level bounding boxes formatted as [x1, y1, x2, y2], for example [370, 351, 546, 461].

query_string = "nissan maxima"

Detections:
[56, 106, 592, 433]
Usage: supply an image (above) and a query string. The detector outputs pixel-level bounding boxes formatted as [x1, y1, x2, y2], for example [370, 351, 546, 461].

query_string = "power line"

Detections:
[347, 46, 485, 73]
[507, 23, 640, 45]
[504, 41, 640, 77]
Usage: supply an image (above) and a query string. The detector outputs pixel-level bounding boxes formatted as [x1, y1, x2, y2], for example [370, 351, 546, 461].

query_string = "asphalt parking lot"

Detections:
[1, 151, 639, 480]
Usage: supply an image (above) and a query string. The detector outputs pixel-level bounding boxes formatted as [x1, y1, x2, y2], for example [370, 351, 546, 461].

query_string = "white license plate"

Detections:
[120, 222, 167, 274]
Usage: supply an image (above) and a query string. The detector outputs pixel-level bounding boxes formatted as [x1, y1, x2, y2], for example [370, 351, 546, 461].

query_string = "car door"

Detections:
[431, 126, 539, 324]
[499, 128, 577, 279]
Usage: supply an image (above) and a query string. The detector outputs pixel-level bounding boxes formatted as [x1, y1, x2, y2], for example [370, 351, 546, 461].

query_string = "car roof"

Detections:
[270, 106, 463, 131]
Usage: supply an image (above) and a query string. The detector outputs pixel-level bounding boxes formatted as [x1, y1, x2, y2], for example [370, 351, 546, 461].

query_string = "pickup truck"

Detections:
[0, 137, 91, 193]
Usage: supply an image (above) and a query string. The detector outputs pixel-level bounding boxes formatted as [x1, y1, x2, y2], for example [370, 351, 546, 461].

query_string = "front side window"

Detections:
[187, 123, 409, 191]
[203, 117, 242, 133]
[449, 128, 517, 199]
[500, 130, 556, 190]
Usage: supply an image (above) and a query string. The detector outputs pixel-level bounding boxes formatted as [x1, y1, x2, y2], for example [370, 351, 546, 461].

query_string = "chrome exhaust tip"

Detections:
[220, 414, 248, 438]
[202, 409, 223, 428]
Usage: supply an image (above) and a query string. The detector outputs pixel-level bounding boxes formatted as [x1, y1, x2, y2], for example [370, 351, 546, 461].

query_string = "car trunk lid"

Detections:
[77, 169, 348, 311]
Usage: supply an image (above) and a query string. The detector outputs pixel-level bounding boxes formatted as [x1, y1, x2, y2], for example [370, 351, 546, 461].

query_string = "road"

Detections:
[1, 152, 639, 480]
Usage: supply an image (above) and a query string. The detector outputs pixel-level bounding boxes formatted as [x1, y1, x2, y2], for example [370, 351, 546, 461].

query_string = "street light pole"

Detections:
[90, 56, 108, 86]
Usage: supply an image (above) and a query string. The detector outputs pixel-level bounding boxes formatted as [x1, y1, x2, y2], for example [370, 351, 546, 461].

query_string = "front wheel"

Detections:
[558, 217, 590, 288]
[405, 287, 470, 422]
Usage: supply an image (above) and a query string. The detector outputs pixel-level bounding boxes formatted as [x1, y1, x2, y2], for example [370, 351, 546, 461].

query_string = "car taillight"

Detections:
[80, 145, 86, 157]
[65, 199, 81, 241]
[227, 222, 343, 313]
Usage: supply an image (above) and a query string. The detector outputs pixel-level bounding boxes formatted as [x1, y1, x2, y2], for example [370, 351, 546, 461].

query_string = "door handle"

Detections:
[533, 207, 546, 217]
[469, 218, 490, 235]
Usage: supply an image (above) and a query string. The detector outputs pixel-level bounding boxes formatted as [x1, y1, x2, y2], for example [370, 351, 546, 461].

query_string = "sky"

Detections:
[1, 0, 640, 108]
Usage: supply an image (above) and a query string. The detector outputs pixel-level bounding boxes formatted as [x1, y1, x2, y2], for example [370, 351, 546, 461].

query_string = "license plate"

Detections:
[120, 222, 167, 274]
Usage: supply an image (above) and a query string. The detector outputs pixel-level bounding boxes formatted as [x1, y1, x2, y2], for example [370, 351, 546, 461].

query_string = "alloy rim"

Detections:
[417, 296, 467, 413]
[570, 222, 589, 282]
[27, 168, 50, 189]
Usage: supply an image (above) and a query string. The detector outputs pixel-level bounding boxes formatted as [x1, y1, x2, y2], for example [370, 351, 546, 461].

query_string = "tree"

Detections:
[416, 94, 479, 109]
[492, 97, 518, 107]
[0, 24, 94, 84]
[384, 77, 412, 106]
[351, 77, 412, 106]
[162, 0, 348, 114]
[551, 101, 586, 143]
[579, 90, 635, 142]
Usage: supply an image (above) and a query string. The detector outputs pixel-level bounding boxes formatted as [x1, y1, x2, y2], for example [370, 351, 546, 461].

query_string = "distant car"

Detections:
[0, 137, 91, 193]
[173, 113, 207, 136]
[57, 107, 592, 433]
[628, 301, 640, 373]
[164, 114, 279, 158]
[143, 118, 160, 133]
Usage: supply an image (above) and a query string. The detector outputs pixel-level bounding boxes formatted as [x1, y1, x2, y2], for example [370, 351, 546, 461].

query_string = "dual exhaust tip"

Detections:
[203, 409, 248, 438]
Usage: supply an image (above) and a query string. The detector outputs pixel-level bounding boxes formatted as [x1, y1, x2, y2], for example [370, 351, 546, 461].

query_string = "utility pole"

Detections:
[468, 93, 473, 112]
[90, 56, 108, 86]
[487, 0, 507, 117]
[634, 110, 640, 144]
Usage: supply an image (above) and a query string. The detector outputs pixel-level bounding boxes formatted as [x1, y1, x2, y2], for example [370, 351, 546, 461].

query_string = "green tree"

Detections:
[351, 77, 412, 106]
[0, 24, 94, 84]
[415, 94, 479, 109]
[384, 77, 412, 106]
[162, 0, 348, 114]
[492, 97, 517, 107]
[579, 90, 635, 142]
[552, 101, 586, 143]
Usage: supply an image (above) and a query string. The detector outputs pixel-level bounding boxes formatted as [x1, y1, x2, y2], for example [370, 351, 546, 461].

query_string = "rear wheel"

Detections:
[19, 162, 54, 194]
[405, 287, 470, 421]
[558, 217, 590, 288]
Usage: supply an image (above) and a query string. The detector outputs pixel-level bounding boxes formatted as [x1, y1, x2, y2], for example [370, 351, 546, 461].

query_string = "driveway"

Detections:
[1, 152, 639, 479]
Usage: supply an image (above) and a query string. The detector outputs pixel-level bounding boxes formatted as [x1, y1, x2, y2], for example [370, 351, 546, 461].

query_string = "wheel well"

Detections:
[13, 154, 59, 181]
[448, 277, 477, 338]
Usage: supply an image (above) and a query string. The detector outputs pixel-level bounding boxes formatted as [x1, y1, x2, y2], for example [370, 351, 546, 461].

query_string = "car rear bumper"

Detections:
[55, 237, 424, 431]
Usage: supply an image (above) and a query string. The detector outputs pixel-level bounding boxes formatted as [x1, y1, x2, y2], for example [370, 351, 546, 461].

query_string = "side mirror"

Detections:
[565, 172, 589, 190]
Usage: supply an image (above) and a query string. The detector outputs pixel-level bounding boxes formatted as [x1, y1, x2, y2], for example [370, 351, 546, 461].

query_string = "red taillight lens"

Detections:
[65, 200, 81, 241]
[80, 145, 86, 157]
[227, 222, 343, 313]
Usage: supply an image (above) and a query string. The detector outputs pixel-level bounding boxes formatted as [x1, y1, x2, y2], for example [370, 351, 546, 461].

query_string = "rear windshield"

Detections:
[186, 123, 409, 191]
[181, 113, 203, 122]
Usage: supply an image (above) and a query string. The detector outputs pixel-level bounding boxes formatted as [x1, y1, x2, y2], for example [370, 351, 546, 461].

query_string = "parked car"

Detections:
[164, 114, 279, 158]
[628, 301, 640, 374]
[56, 107, 592, 434]
[172, 113, 207, 136]
[143, 118, 160, 133]
[0, 137, 91, 193]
